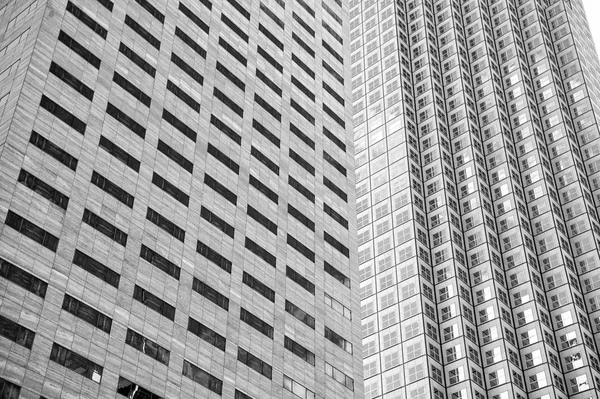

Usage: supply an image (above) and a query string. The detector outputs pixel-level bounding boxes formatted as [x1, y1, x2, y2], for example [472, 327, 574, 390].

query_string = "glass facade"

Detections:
[352, 0, 600, 399]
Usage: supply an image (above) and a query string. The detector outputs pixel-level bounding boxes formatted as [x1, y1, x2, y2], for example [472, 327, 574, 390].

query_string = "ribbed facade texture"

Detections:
[352, 0, 600, 399]
[0, 0, 363, 397]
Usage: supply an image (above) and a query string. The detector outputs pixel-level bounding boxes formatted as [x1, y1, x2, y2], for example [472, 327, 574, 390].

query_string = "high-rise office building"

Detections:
[0, 0, 363, 397]
[352, 0, 600, 398]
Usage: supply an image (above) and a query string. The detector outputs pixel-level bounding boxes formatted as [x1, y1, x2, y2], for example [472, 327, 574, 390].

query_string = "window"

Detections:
[112, 73, 151, 107]
[178, 2, 209, 33]
[283, 375, 315, 399]
[286, 265, 315, 294]
[221, 13, 249, 42]
[218, 37, 247, 66]
[323, 176, 348, 202]
[247, 205, 277, 234]
[243, 271, 275, 302]
[324, 261, 350, 288]
[18, 169, 69, 210]
[125, 329, 170, 365]
[287, 234, 315, 262]
[146, 207, 185, 242]
[170, 53, 203, 85]
[40, 95, 86, 134]
[134, 0, 164, 22]
[325, 362, 354, 390]
[216, 61, 245, 91]
[182, 360, 222, 395]
[119, 42, 156, 77]
[0, 257, 47, 297]
[73, 249, 120, 288]
[211, 114, 241, 144]
[284, 336, 315, 365]
[0, 377, 20, 398]
[157, 139, 193, 173]
[133, 285, 176, 321]
[323, 103, 345, 128]
[124, 15, 160, 49]
[235, 390, 253, 399]
[0, 314, 35, 349]
[140, 245, 181, 280]
[50, 343, 103, 383]
[167, 80, 200, 112]
[29, 131, 78, 170]
[175, 27, 206, 58]
[289, 176, 315, 202]
[49, 61, 94, 100]
[196, 240, 232, 273]
[237, 347, 272, 379]
[245, 237, 277, 267]
[187, 317, 226, 351]
[83, 209, 127, 246]
[256, 69, 282, 96]
[290, 122, 315, 149]
[290, 98, 315, 124]
[288, 204, 315, 231]
[292, 54, 315, 79]
[91, 171, 134, 207]
[252, 146, 279, 174]
[204, 173, 237, 204]
[240, 307, 274, 338]
[323, 126, 346, 151]
[193, 278, 230, 310]
[99, 136, 140, 171]
[5, 210, 59, 252]
[201, 206, 235, 238]
[324, 231, 350, 257]
[62, 294, 112, 333]
[289, 149, 315, 175]
[250, 175, 278, 203]
[58, 30, 101, 68]
[257, 45, 283, 72]
[163, 108, 197, 142]
[286, 300, 315, 329]
[117, 376, 162, 399]
[324, 326, 352, 353]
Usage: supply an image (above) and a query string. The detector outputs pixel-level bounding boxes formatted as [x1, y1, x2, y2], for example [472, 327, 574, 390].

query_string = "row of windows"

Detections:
[146, 207, 185, 242]
[140, 244, 181, 280]
[152, 172, 189, 206]
[0, 257, 48, 297]
[175, 26, 206, 58]
[211, 114, 242, 145]
[286, 300, 315, 329]
[117, 376, 162, 399]
[66, 1, 107, 38]
[201, 206, 235, 238]
[99, 135, 140, 171]
[92, 170, 134, 208]
[113, 71, 151, 107]
[237, 347, 272, 379]
[58, 30, 101, 69]
[163, 108, 197, 142]
[5, 210, 59, 252]
[171, 52, 203, 85]
[287, 234, 315, 262]
[188, 317, 226, 351]
[63, 294, 112, 333]
[30, 131, 78, 171]
[73, 249, 120, 288]
[167, 79, 201, 112]
[158, 139, 193, 173]
[106, 102, 146, 138]
[0, 314, 35, 349]
[256, 69, 282, 96]
[125, 15, 160, 49]
[49, 61, 93, 100]
[40, 94, 86, 134]
[0, 376, 20, 399]
[83, 208, 128, 246]
[18, 169, 69, 210]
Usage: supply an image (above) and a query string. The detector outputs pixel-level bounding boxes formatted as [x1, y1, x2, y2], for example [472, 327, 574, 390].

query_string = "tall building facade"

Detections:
[0, 0, 363, 397]
[352, 0, 600, 399]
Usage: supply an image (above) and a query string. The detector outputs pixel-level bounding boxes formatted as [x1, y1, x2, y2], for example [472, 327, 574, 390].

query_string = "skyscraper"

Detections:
[0, 0, 363, 397]
[352, 0, 600, 398]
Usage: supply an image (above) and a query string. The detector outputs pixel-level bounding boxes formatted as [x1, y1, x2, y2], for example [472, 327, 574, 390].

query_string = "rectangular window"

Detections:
[323, 60, 343, 83]
[157, 139, 193, 173]
[323, 81, 344, 105]
[286, 265, 315, 294]
[62, 294, 112, 333]
[290, 123, 315, 149]
[201, 206, 235, 238]
[66, 1, 107, 38]
[192, 278, 230, 310]
[285, 300, 315, 329]
[134, 0, 164, 23]
[168, 79, 201, 111]
[207, 143, 239, 173]
[178, 2, 209, 33]
[251, 146, 279, 174]
[325, 361, 354, 391]
[99, 136, 140, 171]
[290, 98, 315, 125]
[249, 175, 278, 204]
[292, 12, 315, 36]
[323, 176, 347, 202]
[295, 0, 315, 16]
[235, 389, 253, 399]
[322, 20, 342, 43]
[140, 245, 181, 280]
[287, 204, 315, 231]
[113, 72, 151, 107]
[119, 42, 156, 77]
[83, 209, 128, 246]
[204, 173, 237, 205]
[323, 103, 345, 128]
[283, 375, 314, 399]
[252, 119, 280, 147]
[322, 40, 343, 64]
[29, 131, 78, 171]
[0, 257, 47, 297]
[292, 53, 315, 79]
[49, 61, 94, 100]
[257, 45, 282, 72]
[73, 249, 120, 288]
[247, 205, 277, 234]
[287, 234, 315, 262]
[323, 126, 346, 151]
[5, 210, 59, 252]
[289, 149, 315, 175]
[284, 336, 315, 365]
[91, 171, 134, 208]
[292, 33, 314, 57]
[146, 208, 186, 242]
[18, 169, 69, 210]
[258, 24, 283, 50]
[162, 109, 197, 142]
[324, 261, 350, 288]
[324, 326, 352, 354]
[133, 285, 175, 320]
[0, 314, 35, 349]
[182, 360, 222, 395]
[50, 343, 103, 383]
[324, 231, 349, 258]
[218, 37, 247, 66]
[106, 102, 146, 138]
[171, 53, 203, 85]
[324, 203, 348, 229]
[210, 114, 242, 144]
[40, 95, 86, 134]
[117, 376, 165, 398]
[152, 172, 189, 206]
[225, 0, 250, 19]
[323, 151, 346, 176]
[175, 27, 206, 58]
[125, 15, 160, 49]
[214, 87, 244, 117]
[216, 61, 245, 91]
[240, 307, 273, 338]
[291, 76, 314, 101]
[188, 317, 226, 351]
[197, 240, 232, 273]
[0, 377, 20, 398]
[260, 3, 283, 28]
[242, 271, 275, 302]
[254, 94, 280, 121]
[220, 13, 248, 42]
[245, 237, 276, 267]
[97, 0, 114, 11]
[289, 176, 315, 203]
[238, 347, 272, 379]
[58, 30, 101, 69]
[256, 69, 282, 96]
